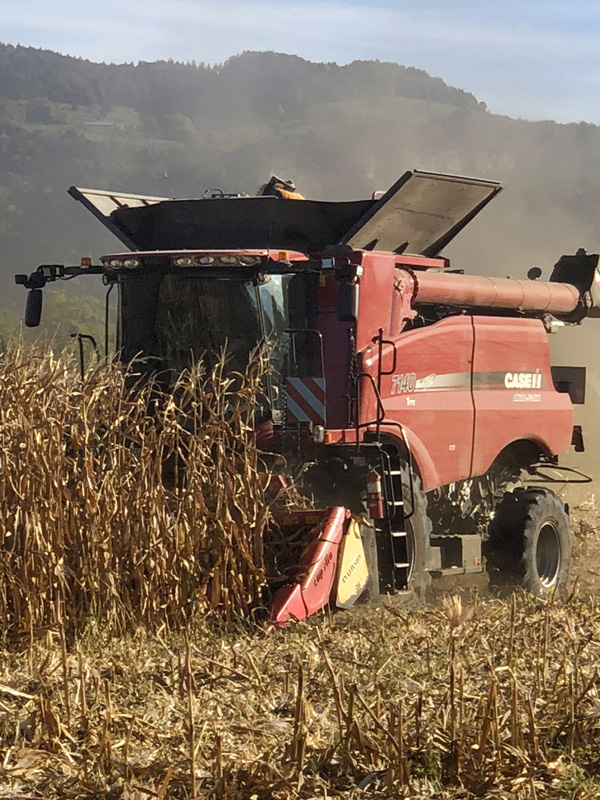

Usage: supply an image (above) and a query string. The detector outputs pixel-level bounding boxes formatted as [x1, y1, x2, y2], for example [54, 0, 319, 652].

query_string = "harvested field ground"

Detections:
[566, 491, 600, 592]
[0, 500, 598, 800]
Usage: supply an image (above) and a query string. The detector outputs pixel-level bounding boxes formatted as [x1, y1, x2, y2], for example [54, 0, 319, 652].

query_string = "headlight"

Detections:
[123, 258, 140, 269]
[239, 255, 260, 266]
[196, 255, 215, 265]
[218, 255, 238, 265]
[108, 259, 123, 268]
[173, 256, 194, 267]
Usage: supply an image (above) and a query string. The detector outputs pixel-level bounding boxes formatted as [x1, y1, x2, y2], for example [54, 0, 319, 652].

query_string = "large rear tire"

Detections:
[487, 488, 571, 597]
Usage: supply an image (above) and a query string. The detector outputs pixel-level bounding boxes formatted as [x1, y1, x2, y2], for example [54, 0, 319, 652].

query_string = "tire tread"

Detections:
[487, 487, 571, 597]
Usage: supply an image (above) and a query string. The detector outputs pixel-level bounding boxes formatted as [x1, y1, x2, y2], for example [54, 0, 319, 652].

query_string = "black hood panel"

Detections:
[113, 196, 374, 252]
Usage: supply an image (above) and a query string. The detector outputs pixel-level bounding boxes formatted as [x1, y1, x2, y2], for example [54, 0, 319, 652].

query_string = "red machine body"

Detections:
[313, 250, 577, 491]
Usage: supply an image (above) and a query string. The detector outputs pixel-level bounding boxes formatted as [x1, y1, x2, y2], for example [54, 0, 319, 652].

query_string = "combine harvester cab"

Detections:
[16, 171, 600, 624]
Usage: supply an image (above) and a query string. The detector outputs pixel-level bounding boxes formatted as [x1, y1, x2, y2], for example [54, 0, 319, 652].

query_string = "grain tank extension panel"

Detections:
[69, 171, 501, 255]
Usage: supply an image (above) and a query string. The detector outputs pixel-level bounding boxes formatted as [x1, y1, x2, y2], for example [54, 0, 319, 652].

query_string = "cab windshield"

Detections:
[119, 270, 299, 415]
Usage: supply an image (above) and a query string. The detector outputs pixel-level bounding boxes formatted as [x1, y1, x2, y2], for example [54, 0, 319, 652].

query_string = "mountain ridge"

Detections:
[0, 43, 482, 117]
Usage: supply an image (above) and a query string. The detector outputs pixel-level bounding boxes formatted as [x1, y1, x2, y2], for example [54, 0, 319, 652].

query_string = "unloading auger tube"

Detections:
[398, 269, 583, 319]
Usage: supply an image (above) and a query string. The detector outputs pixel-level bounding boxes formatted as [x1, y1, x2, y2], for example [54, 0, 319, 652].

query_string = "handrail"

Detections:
[355, 369, 417, 520]
[375, 326, 397, 394]
[355, 371, 386, 437]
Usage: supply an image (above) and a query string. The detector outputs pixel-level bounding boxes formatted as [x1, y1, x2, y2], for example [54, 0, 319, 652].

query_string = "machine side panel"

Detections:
[363, 316, 476, 491]
[355, 251, 396, 350]
[470, 316, 573, 477]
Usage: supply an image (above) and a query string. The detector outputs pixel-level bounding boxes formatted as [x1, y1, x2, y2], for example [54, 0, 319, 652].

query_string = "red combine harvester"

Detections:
[16, 171, 599, 624]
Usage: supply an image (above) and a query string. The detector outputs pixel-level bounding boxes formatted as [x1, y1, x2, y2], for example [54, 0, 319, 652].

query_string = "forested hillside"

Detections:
[2, 42, 600, 349]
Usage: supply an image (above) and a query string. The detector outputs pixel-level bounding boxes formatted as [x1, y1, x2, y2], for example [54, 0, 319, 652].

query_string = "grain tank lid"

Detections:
[68, 186, 169, 250]
[340, 170, 502, 256]
[69, 184, 375, 252]
[107, 195, 375, 252]
[68, 170, 501, 255]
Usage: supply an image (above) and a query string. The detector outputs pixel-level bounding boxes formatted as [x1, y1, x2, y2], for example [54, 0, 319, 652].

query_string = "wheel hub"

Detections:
[536, 522, 561, 587]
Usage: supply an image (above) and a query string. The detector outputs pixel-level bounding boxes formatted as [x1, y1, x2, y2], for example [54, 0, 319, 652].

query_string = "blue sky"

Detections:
[3, 0, 600, 123]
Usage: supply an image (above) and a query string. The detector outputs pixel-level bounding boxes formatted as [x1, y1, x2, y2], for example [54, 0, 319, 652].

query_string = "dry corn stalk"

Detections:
[0, 341, 277, 636]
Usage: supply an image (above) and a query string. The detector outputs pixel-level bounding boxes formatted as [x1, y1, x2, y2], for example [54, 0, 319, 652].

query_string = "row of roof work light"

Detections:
[104, 257, 142, 269]
[102, 254, 264, 270]
[172, 254, 263, 267]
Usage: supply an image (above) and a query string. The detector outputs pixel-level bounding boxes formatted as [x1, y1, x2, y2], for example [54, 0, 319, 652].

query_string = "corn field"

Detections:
[0, 343, 277, 638]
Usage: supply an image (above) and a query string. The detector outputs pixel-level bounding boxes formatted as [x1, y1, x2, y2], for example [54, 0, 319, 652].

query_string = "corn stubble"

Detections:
[1, 345, 600, 798]
[0, 592, 598, 798]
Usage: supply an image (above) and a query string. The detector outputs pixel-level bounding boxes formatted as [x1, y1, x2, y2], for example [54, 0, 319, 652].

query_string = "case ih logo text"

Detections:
[504, 372, 542, 390]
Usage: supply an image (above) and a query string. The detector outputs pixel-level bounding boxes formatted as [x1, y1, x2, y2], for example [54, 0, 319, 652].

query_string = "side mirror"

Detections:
[25, 289, 43, 327]
[337, 281, 359, 322]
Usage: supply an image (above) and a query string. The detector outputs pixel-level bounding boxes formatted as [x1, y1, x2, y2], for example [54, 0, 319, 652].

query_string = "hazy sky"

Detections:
[3, 0, 600, 123]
